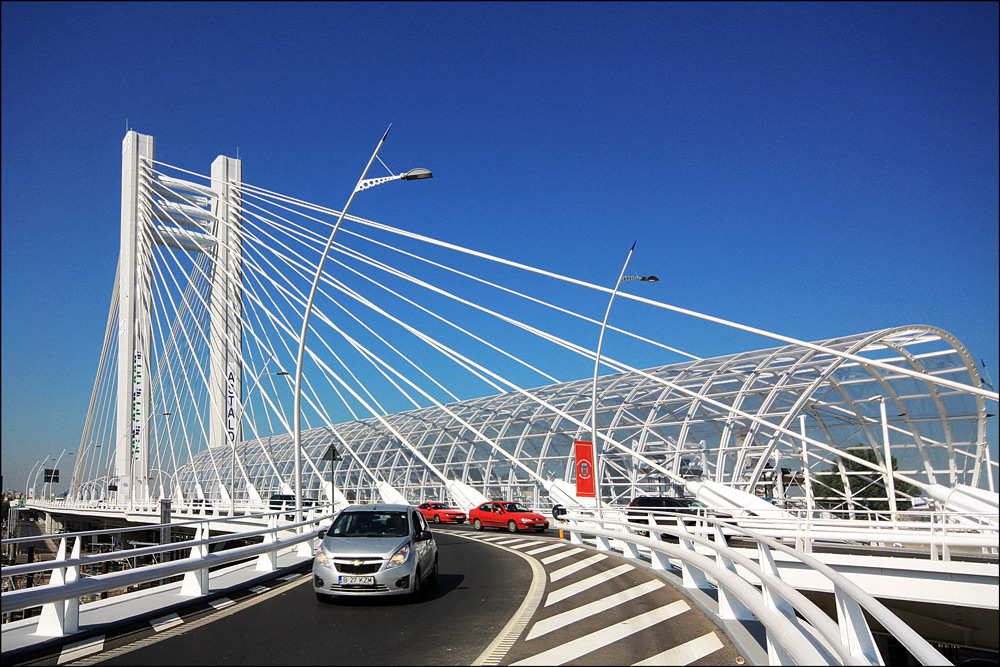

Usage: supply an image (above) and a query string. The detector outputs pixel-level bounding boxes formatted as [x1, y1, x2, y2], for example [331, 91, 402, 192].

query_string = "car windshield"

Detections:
[429, 503, 450, 510]
[328, 511, 409, 538]
[502, 502, 529, 513]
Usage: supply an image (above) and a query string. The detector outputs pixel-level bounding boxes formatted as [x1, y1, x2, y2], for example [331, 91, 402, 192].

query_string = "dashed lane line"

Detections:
[149, 612, 184, 633]
[549, 553, 607, 582]
[524, 544, 563, 556]
[510, 600, 691, 666]
[632, 632, 725, 665]
[67, 573, 311, 666]
[506, 540, 546, 549]
[57, 635, 105, 665]
[544, 563, 647, 607]
[527, 579, 665, 640]
[540, 547, 584, 565]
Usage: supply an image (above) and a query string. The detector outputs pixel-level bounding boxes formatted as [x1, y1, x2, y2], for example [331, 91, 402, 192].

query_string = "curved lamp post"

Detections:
[230, 364, 288, 515]
[591, 242, 658, 520]
[25, 460, 44, 501]
[293, 125, 431, 522]
[46, 449, 74, 501]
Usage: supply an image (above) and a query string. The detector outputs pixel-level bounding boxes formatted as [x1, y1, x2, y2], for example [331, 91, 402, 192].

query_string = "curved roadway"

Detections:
[45, 527, 742, 666]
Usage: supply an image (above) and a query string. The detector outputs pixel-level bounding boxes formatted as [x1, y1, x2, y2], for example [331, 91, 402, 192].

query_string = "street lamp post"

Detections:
[292, 125, 431, 523]
[25, 460, 44, 501]
[591, 242, 658, 520]
[230, 364, 288, 515]
[46, 449, 74, 500]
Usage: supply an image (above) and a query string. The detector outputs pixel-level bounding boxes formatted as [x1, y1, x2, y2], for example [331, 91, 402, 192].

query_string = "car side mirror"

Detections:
[416, 530, 432, 541]
[318, 529, 327, 539]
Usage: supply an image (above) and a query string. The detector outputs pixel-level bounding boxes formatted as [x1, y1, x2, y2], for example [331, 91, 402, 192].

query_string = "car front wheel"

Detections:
[473, 518, 483, 530]
[433, 514, 441, 523]
[411, 567, 422, 599]
[507, 520, 518, 533]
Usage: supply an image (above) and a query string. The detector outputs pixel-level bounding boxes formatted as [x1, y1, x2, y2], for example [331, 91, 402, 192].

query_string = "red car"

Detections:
[469, 501, 549, 533]
[418, 502, 467, 524]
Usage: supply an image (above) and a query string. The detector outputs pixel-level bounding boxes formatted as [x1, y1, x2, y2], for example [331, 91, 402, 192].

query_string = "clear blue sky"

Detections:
[2, 2, 997, 492]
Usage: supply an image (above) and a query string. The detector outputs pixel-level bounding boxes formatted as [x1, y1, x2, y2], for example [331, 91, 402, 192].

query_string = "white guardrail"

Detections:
[556, 508, 957, 666]
[1, 507, 334, 638]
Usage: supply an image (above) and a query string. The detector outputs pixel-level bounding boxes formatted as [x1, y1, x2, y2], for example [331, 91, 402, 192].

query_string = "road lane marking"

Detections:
[632, 632, 724, 665]
[507, 540, 545, 549]
[510, 600, 690, 666]
[540, 547, 584, 565]
[68, 570, 312, 666]
[525, 544, 563, 556]
[544, 563, 645, 607]
[528, 579, 665, 639]
[149, 612, 184, 632]
[549, 553, 607, 582]
[57, 635, 105, 665]
[493, 538, 531, 545]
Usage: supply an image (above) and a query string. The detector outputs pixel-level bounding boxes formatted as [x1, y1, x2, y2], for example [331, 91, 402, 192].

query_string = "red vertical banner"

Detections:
[574, 440, 595, 497]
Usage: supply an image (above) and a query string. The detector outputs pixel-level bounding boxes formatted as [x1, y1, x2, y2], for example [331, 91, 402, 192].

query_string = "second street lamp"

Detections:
[292, 125, 431, 523]
[591, 242, 658, 521]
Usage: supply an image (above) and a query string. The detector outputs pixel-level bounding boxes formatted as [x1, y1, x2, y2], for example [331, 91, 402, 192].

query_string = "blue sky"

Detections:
[2, 1, 997, 492]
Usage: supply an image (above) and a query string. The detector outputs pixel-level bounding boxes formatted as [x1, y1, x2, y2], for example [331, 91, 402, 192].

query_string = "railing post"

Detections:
[834, 584, 885, 665]
[63, 537, 82, 633]
[256, 513, 278, 572]
[713, 525, 753, 620]
[34, 537, 68, 637]
[180, 524, 210, 596]
[677, 519, 709, 590]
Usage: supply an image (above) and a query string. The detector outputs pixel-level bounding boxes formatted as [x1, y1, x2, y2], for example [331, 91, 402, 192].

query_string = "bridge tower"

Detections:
[116, 131, 243, 504]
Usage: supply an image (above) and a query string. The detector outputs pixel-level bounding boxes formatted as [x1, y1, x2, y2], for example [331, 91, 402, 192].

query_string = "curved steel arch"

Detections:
[172, 325, 992, 512]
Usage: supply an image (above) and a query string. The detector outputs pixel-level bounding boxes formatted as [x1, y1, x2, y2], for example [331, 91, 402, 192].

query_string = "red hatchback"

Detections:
[469, 501, 549, 533]
[418, 502, 467, 524]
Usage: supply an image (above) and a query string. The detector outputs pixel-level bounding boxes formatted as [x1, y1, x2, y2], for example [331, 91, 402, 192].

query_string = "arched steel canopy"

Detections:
[177, 325, 991, 512]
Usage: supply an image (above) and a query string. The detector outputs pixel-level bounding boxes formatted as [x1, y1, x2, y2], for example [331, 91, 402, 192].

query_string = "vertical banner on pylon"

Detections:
[574, 440, 595, 497]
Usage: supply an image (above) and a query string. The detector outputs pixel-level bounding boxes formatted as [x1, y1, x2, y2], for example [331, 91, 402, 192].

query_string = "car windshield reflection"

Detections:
[502, 502, 529, 513]
[328, 511, 409, 538]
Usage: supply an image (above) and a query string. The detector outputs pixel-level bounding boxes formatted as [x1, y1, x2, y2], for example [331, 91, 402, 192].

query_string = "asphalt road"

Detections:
[93, 530, 533, 666]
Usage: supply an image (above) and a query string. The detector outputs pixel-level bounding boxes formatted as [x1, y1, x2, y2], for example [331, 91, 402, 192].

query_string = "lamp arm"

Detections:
[591, 242, 636, 520]
[293, 125, 392, 523]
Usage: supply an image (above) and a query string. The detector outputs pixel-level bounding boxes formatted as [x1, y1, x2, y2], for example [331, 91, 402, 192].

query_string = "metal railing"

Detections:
[1, 507, 333, 638]
[557, 508, 955, 666]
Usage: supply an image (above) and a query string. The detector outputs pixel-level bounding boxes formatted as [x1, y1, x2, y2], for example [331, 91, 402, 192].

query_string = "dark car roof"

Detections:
[628, 496, 697, 508]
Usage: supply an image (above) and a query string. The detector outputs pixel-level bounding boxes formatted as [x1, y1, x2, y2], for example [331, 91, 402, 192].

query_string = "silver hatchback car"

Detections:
[312, 504, 438, 601]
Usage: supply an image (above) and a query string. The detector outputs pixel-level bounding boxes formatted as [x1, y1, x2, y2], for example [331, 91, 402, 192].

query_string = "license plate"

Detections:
[340, 575, 375, 585]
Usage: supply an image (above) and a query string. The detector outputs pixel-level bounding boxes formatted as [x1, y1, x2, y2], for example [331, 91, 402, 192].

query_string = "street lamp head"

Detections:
[276, 371, 290, 376]
[640, 275, 659, 282]
[402, 168, 433, 181]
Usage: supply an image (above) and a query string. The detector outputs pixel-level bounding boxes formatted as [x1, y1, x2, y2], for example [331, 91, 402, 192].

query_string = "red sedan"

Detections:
[469, 501, 549, 533]
[418, 502, 467, 524]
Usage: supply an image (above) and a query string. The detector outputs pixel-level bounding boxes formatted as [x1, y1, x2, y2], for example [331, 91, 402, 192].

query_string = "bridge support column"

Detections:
[209, 155, 244, 504]
[117, 131, 155, 508]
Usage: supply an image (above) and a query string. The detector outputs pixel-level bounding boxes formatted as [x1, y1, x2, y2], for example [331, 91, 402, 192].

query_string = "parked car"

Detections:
[418, 502, 466, 524]
[625, 496, 726, 537]
[312, 504, 437, 600]
[191, 498, 214, 515]
[468, 501, 548, 533]
[269, 493, 320, 519]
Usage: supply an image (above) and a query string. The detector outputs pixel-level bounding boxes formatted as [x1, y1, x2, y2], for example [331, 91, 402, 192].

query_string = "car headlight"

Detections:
[387, 544, 410, 569]
[315, 544, 329, 567]
[520, 518, 534, 523]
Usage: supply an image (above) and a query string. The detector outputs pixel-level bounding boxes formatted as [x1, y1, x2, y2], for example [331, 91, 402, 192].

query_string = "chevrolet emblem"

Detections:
[352, 559, 364, 567]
